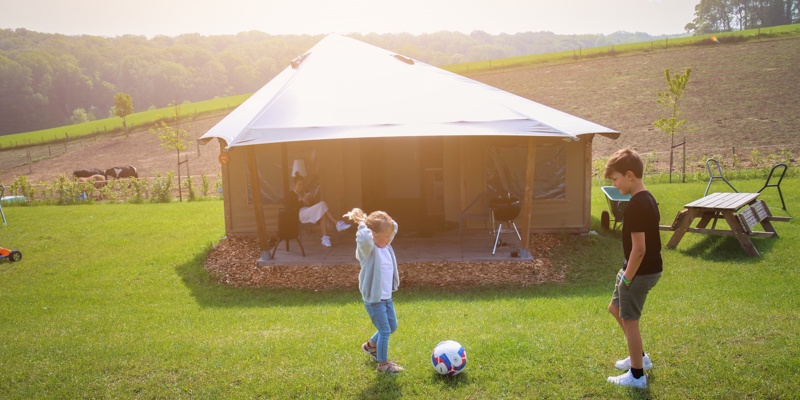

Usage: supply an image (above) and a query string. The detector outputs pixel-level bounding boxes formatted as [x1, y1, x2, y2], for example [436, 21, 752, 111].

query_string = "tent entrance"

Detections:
[360, 137, 444, 233]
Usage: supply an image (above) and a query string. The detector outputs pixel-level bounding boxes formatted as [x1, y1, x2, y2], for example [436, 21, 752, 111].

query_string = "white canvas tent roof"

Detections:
[200, 33, 618, 148]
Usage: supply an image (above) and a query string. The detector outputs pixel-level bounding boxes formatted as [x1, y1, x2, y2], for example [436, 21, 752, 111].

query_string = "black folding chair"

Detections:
[704, 158, 738, 196]
[758, 163, 788, 211]
[271, 208, 306, 258]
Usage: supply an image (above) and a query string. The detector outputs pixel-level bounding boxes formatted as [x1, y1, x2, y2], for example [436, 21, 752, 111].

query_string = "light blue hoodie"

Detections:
[356, 221, 399, 303]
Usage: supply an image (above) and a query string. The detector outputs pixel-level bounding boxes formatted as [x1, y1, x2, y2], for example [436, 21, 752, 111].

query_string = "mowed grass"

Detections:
[445, 23, 800, 75]
[0, 94, 251, 149]
[1, 179, 798, 398]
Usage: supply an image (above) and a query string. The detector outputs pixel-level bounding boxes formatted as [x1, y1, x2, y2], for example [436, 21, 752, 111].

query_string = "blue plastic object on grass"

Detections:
[601, 186, 632, 230]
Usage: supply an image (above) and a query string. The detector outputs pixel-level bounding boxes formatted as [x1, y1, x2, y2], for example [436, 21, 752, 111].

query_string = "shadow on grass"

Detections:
[172, 231, 639, 308]
[669, 233, 779, 262]
[357, 371, 402, 400]
[429, 371, 470, 388]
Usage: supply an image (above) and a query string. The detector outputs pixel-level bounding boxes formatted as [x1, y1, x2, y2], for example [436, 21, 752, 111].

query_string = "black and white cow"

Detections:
[104, 165, 138, 179]
[73, 168, 104, 179]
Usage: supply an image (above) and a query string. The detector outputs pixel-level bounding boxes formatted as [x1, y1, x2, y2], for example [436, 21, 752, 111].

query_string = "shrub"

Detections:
[200, 174, 211, 197]
[150, 171, 175, 203]
[751, 148, 762, 168]
[9, 175, 35, 202]
[128, 177, 147, 204]
[184, 175, 196, 201]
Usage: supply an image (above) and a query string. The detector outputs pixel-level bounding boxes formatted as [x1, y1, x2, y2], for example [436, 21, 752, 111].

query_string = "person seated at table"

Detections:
[288, 173, 351, 247]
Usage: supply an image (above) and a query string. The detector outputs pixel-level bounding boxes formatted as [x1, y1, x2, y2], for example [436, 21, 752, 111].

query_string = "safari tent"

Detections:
[200, 34, 619, 258]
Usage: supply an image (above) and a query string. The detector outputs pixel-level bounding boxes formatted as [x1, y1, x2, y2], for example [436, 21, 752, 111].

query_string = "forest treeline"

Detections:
[1, 0, 797, 136]
[687, 0, 799, 33]
[0, 29, 675, 136]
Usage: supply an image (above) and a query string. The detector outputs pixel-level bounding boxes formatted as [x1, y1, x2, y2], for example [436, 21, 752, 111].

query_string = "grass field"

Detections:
[0, 179, 798, 398]
[445, 24, 800, 74]
[0, 94, 251, 150]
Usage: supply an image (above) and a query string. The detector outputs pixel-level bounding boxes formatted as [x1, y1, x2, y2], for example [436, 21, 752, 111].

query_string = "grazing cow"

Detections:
[73, 168, 104, 179]
[104, 165, 138, 179]
[77, 174, 107, 189]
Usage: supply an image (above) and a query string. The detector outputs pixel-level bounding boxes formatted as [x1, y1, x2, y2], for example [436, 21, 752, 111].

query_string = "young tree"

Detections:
[653, 68, 691, 183]
[149, 102, 192, 201]
[70, 108, 94, 124]
[113, 92, 134, 135]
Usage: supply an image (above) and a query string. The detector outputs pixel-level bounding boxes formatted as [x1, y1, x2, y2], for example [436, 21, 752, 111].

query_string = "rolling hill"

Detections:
[1, 36, 798, 184]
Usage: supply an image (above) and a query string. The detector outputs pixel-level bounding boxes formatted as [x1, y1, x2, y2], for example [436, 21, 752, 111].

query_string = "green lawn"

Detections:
[0, 179, 798, 398]
[0, 94, 251, 149]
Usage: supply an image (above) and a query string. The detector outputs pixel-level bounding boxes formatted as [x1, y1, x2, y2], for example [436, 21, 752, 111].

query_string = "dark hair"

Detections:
[604, 148, 644, 179]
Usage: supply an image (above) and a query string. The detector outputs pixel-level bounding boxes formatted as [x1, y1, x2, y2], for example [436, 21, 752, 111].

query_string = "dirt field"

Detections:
[478, 36, 800, 166]
[1, 37, 798, 184]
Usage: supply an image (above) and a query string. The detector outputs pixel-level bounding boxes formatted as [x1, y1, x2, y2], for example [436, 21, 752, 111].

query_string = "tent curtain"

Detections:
[487, 143, 566, 200]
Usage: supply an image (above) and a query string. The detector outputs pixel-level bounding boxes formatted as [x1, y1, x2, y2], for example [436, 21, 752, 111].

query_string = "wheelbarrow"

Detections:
[0, 246, 22, 262]
[600, 186, 631, 231]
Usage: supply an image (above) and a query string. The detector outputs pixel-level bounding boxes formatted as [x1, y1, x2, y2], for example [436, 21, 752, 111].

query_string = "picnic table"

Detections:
[662, 192, 788, 257]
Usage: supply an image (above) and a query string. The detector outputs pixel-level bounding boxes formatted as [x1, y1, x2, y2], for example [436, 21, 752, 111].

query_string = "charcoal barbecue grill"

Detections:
[489, 193, 522, 255]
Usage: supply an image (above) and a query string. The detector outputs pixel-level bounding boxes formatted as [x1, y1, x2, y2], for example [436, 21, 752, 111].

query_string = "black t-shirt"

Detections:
[622, 190, 663, 275]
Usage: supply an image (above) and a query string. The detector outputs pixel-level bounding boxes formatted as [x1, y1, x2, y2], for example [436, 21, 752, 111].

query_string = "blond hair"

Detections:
[343, 208, 395, 234]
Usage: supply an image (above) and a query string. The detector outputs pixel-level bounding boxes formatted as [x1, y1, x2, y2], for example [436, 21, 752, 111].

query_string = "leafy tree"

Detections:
[653, 68, 692, 183]
[113, 92, 134, 135]
[70, 108, 94, 124]
[149, 102, 192, 201]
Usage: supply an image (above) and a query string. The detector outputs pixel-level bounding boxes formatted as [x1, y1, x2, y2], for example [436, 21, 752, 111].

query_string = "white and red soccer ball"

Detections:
[431, 340, 467, 376]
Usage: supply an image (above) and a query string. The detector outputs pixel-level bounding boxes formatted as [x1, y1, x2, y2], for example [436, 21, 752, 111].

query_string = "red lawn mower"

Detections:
[0, 246, 22, 262]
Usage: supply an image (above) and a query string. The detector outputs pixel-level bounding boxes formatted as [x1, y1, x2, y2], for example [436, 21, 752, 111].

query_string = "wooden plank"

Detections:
[519, 137, 537, 258]
[685, 227, 738, 236]
[767, 216, 792, 222]
[666, 208, 701, 249]
[756, 200, 778, 237]
[750, 231, 777, 238]
[722, 210, 760, 257]
[246, 147, 272, 259]
[583, 136, 592, 234]
[686, 192, 760, 211]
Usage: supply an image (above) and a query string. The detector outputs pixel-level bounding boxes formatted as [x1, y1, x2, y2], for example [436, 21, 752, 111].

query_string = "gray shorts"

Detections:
[611, 269, 661, 320]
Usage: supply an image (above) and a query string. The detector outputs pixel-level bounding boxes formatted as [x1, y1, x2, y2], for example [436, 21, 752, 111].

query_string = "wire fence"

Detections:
[0, 135, 101, 172]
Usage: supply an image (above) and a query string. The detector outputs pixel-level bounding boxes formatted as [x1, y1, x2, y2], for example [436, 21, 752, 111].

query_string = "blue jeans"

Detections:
[364, 299, 397, 363]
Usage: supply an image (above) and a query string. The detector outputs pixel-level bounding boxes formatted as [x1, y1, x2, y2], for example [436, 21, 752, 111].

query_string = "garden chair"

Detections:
[757, 163, 788, 211]
[704, 158, 738, 197]
[458, 190, 496, 236]
[271, 208, 306, 258]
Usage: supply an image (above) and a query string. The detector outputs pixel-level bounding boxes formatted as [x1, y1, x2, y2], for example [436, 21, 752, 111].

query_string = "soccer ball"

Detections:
[431, 340, 467, 376]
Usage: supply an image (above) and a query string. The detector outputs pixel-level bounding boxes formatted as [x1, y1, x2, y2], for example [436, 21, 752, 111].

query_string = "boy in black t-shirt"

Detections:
[603, 148, 663, 389]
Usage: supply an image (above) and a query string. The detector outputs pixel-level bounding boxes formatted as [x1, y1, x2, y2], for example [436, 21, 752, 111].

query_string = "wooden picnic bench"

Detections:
[659, 192, 789, 257]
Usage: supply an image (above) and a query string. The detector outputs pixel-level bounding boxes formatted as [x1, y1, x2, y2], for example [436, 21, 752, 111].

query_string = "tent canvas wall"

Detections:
[200, 34, 619, 256]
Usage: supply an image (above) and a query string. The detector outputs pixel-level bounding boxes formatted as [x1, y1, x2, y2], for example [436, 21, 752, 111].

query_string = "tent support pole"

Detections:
[459, 139, 468, 215]
[246, 147, 272, 262]
[583, 136, 594, 233]
[519, 137, 537, 260]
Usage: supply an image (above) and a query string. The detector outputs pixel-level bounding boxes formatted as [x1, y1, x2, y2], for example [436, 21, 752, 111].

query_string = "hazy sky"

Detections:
[1, 0, 698, 38]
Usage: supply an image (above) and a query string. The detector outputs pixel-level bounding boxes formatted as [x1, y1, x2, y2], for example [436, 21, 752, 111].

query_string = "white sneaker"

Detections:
[321, 236, 331, 247]
[336, 220, 351, 232]
[607, 370, 647, 389]
[615, 354, 652, 371]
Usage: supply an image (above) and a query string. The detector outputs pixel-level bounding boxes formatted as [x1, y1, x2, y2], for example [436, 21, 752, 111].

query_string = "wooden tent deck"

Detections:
[258, 227, 533, 266]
